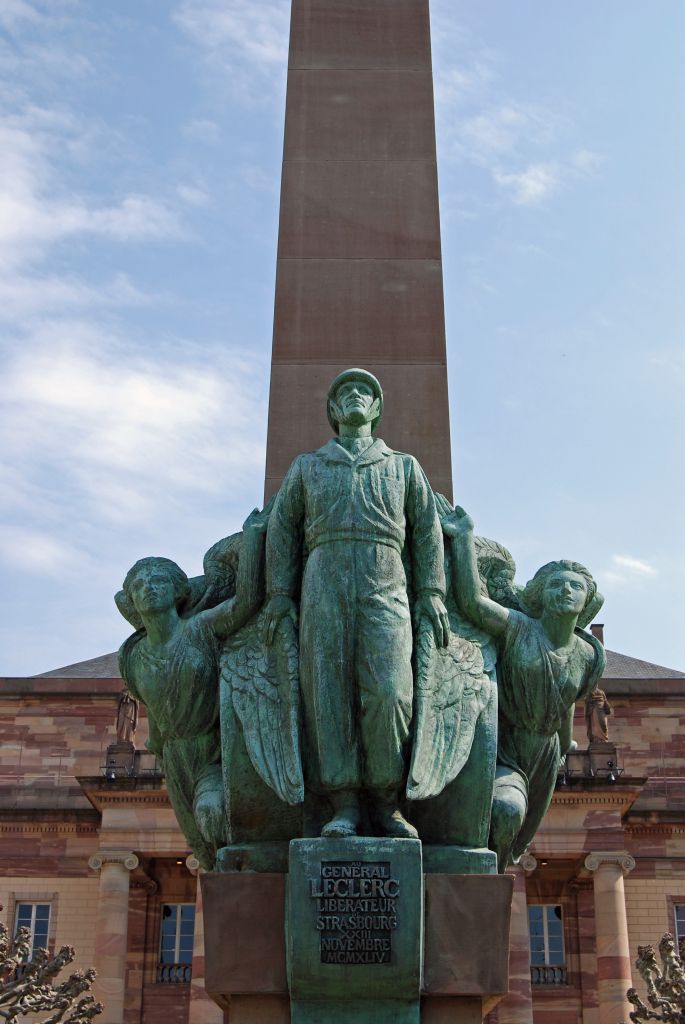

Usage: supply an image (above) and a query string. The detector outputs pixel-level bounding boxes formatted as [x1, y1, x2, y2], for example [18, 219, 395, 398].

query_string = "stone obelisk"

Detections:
[264, 0, 453, 502]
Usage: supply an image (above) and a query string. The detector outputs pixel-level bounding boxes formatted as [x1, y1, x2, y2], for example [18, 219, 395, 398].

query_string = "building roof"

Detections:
[603, 648, 685, 680]
[35, 651, 121, 679]
[31, 645, 684, 682]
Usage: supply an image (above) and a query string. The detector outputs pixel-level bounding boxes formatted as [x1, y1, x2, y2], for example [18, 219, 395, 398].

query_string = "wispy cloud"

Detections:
[0, 1, 268, 599]
[604, 553, 659, 587]
[0, 324, 268, 570]
[431, 15, 603, 209]
[0, 0, 44, 31]
[183, 118, 220, 144]
[0, 107, 183, 272]
[0, 271, 151, 322]
[459, 103, 555, 160]
[173, 0, 289, 93]
[176, 183, 211, 207]
[0, 525, 80, 576]
[494, 162, 561, 206]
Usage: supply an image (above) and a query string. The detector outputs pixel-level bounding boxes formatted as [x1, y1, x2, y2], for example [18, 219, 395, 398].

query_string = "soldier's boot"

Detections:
[372, 791, 419, 839]
[321, 790, 361, 838]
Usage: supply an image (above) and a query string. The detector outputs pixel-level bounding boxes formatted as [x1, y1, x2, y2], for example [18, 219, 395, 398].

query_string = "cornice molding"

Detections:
[94, 793, 169, 806]
[0, 821, 98, 835]
[552, 789, 642, 806]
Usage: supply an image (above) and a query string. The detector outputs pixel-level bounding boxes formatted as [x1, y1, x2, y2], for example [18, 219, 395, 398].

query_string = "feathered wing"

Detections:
[407, 614, 493, 801]
[220, 607, 304, 805]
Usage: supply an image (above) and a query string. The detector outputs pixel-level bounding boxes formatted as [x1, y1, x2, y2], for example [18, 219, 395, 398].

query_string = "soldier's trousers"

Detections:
[299, 540, 413, 793]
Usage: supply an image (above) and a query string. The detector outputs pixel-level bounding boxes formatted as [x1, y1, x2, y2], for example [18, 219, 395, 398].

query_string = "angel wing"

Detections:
[407, 615, 493, 802]
[220, 606, 304, 805]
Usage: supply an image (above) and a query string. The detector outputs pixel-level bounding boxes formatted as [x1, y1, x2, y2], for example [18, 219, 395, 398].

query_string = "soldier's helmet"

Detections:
[326, 368, 384, 434]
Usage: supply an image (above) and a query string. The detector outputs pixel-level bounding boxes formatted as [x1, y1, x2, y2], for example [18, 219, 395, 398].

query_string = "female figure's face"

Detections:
[128, 566, 176, 616]
[542, 570, 588, 617]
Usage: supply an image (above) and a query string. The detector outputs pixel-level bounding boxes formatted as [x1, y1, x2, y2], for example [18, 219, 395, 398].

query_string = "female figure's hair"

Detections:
[520, 559, 597, 619]
[122, 556, 191, 613]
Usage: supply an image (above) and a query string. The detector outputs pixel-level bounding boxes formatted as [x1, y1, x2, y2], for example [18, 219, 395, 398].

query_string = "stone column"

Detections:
[584, 851, 636, 1024]
[186, 856, 223, 1024]
[488, 861, 534, 1024]
[88, 850, 139, 1024]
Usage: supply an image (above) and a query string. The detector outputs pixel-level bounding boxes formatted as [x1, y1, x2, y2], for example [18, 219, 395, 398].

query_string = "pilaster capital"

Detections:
[519, 854, 538, 874]
[185, 855, 202, 876]
[88, 850, 139, 873]
[584, 851, 636, 875]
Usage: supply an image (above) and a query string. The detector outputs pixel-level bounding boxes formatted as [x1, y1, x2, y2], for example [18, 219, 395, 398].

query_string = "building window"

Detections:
[675, 905, 685, 945]
[157, 904, 195, 983]
[529, 904, 567, 984]
[14, 903, 51, 958]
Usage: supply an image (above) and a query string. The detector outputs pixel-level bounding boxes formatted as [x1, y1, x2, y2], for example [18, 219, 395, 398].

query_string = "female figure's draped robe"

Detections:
[120, 618, 222, 868]
[494, 610, 605, 860]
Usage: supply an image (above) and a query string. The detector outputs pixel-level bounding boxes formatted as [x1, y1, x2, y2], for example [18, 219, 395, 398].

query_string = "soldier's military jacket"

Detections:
[266, 437, 445, 599]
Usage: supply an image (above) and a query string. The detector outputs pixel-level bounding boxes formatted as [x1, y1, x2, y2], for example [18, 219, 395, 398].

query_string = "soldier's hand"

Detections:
[416, 593, 450, 649]
[433, 492, 454, 521]
[265, 594, 298, 645]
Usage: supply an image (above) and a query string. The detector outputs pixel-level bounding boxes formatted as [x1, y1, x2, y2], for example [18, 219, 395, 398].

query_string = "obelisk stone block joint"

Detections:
[584, 851, 636, 1024]
[265, 0, 453, 502]
[88, 850, 139, 1024]
[186, 856, 223, 1024]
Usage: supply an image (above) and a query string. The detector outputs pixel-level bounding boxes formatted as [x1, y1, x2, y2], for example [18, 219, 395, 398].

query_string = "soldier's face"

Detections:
[333, 381, 377, 427]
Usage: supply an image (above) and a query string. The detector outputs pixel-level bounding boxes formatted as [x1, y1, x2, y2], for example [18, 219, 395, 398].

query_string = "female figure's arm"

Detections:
[441, 505, 510, 638]
[201, 507, 269, 640]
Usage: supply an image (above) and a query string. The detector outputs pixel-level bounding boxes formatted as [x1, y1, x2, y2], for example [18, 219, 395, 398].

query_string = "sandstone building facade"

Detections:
[1, 627, 683, 1024]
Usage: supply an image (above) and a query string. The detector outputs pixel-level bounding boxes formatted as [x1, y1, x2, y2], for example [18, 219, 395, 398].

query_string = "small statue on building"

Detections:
[586, 687, 612, 744]
[115, 689, 139, 745]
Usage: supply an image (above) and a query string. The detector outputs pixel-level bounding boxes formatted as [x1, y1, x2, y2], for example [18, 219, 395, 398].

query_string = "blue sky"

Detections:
[0, 0, 683, 676]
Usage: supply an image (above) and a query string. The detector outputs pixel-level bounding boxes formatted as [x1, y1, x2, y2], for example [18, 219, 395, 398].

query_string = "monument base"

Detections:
[202, 841, 513, 1024]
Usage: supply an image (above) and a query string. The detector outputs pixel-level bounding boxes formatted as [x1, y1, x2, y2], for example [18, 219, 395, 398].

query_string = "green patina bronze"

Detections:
[441, 504, 606, 872]
[115, 507, 269, 869]
[115, 367, 605, 876]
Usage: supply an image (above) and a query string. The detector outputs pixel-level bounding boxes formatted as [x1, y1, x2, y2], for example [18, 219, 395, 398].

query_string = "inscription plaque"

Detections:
[311, 860, 400, 964]
[288, 837, 422, 1018]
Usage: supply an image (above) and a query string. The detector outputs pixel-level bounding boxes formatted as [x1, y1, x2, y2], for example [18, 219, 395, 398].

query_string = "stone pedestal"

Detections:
[588, 742, 619, 778]
[202, 840, 513, 1023]
[104, 741, 135, 776]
